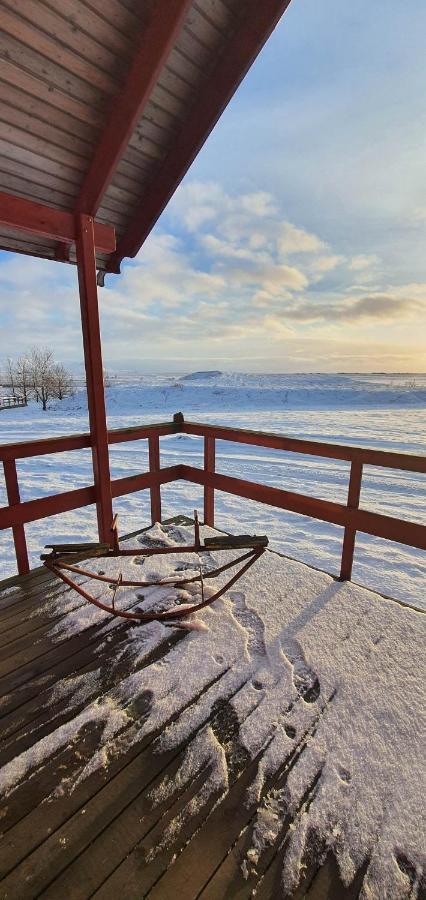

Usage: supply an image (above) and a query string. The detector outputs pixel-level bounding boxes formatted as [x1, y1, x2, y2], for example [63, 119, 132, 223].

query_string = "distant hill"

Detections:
[180, 370, 222, 381]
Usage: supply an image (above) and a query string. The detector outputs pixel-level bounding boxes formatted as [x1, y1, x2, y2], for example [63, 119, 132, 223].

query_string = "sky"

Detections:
[1, 0, 425, 374]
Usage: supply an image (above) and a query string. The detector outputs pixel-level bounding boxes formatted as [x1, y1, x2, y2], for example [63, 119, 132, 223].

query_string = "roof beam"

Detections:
[75, 0, 193, 217]
[0, 192, 115, 253]
[105, 0, 292, 274]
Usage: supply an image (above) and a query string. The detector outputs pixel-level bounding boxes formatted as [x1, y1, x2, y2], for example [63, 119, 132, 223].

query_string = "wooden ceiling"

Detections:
[0, 0, 291, 275]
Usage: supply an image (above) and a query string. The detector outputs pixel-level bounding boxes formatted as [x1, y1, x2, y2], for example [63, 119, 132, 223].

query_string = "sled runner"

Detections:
[41, 512, 268, 624]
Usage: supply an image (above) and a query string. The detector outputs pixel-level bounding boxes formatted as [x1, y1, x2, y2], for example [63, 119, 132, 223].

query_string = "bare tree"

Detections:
[28, 347, 55, 411]
[15, 352, 31, 403]
[51, 363, 75, 400]
[5, 357, 17, 397]
[5, 347, 75, 410]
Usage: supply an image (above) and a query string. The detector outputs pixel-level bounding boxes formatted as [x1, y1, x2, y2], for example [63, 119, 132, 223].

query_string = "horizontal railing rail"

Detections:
[182, 420, 426, 472]
[0, 421, 179, 461]
[1, 415, 425, 584]
[0, 395, 27, 410]
[179, 465, 426, 550]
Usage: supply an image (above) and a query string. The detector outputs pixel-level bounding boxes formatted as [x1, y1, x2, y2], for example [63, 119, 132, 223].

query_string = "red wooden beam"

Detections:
[179, 465, 426, 551]
[0, 468, 182, 531]
[181, 421, 426, 473]
[340, 460, 363, 581]
[111, 465, 182, 499]
[148, 434, 162, 524]
[108, 421, 180, 446]
[76, 213, 114, 544]
[0, 191, 115, 252]
[0, 433, 91, 462]
[181, 465, 349, 528]
[76, 0, 193, 216]
[204, 436, 215, 527]
[105, 0, 293, 272]
[2, 419, 425, 473]
[3, 460, 29, 575]
[0, 422, 179, 461]
[0, 485, 96, 530]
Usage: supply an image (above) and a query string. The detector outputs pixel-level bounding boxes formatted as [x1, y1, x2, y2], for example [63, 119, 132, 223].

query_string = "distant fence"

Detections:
[0, 396, 27, 411]
[1, 414, 425, 581]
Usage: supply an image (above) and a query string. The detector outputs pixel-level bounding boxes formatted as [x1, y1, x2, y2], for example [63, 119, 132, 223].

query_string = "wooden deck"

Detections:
[0, 537, 422, 900]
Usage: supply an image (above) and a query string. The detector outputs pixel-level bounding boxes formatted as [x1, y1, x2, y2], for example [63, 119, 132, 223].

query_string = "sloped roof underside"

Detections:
[0, 0, 290, 273]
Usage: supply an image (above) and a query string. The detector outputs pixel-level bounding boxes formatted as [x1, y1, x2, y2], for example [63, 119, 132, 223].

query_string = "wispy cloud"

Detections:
[273, 291, 425, 325]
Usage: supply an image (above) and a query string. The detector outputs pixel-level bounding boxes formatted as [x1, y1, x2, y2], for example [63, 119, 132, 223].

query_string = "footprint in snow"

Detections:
[337, 765, 351, 783]
[281, 636, 320, 703]
[228, 591, 266, 659]
[394, 852, 417, 889]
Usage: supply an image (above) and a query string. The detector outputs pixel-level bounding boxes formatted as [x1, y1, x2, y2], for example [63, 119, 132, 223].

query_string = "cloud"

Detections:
[277, 222, 326, 255]
[349, 255, 379, 271]
[1, 181, 425, 371]
[168, 183, 325, 265]
[168, 181, 228, 231]
[275, 291, 425, 325]
[200, 233, 263, 262]
[239, 192, 278, 217]
[257, 263, 308, 292]
[312, 255, 344, 273]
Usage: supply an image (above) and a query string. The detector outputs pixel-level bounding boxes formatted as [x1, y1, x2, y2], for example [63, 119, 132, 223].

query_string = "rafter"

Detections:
[104, 0, 292, 274]
[75, 0, 193, 217]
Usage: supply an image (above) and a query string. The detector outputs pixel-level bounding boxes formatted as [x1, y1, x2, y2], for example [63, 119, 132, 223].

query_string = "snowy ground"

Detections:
[0, 372, 425, 607]
[0, 523, 424, 897]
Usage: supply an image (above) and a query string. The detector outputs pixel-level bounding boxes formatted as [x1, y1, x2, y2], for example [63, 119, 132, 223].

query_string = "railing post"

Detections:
[148, 434, 162, 524]
[3, 459, 30, 575]
[75, 213, 113, 545]
[340, 459, 363, 581]
[204, 436, 215, 527]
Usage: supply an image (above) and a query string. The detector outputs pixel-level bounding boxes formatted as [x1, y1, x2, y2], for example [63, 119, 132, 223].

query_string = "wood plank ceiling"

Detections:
[0, 0, 290, 274]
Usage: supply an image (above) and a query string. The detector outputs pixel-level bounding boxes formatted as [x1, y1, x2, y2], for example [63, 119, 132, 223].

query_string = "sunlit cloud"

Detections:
[277, 222, 326, 255]
[348, 255, 379, 271]
[0, 181, 425, 372]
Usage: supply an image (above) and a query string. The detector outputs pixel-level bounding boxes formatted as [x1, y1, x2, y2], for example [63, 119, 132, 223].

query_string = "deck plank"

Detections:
[0, 585, 144, 691]
[0, 667, 227, 894]
[0, 531, 423, 900]
[0, 628, 180, 766]
[0, 573, 70, 626]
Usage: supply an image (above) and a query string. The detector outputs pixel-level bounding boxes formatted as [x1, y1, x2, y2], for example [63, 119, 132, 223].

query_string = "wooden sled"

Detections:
[41, 512, 268, 624]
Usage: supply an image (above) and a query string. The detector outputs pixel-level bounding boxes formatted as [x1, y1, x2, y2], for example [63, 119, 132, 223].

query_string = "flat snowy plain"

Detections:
[1, 372, 425, 607]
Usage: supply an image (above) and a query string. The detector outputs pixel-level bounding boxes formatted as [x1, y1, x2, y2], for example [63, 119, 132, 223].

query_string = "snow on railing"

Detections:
[1, 413, 425, 581]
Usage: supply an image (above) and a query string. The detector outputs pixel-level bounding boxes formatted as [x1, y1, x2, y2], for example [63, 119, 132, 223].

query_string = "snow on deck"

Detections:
[0, 522, 425, 898]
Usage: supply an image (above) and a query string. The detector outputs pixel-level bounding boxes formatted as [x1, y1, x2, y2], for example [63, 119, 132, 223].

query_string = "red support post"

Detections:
[340, 460, 363, 581]
[148, 434, 162, 524]
[204, 436, 215, 527]
[3, 459, 30, 575]
[75, 213, 113, 545]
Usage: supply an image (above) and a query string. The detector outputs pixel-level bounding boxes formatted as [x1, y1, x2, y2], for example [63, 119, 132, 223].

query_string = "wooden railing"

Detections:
[0, 395, 27, 410]
[1, 414, 425, 582]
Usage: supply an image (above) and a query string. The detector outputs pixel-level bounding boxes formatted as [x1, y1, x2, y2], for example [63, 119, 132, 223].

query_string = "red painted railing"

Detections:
[1, 415, 425, 582]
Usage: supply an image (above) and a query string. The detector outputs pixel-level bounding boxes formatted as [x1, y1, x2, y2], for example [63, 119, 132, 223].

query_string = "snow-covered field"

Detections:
[1, 372, 425, 607]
